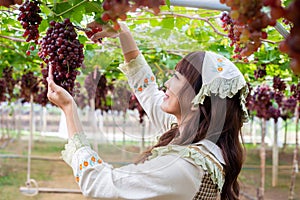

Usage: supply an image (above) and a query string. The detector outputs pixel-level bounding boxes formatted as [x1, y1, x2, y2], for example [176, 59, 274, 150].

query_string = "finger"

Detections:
[47, 78, 61, 93]
[48, 63, 54, 80]
[87, 21, 102, 29]
[90, 30, 116, 41]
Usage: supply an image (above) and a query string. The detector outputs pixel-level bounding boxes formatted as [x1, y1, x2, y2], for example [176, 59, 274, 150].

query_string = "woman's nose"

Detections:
[164, 79, 170, 88]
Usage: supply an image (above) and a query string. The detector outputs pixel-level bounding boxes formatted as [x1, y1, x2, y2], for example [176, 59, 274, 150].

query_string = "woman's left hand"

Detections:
[47, 64, 74, 112]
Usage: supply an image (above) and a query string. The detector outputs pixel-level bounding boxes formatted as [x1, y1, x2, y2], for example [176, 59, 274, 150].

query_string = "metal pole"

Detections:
[170, 0, 230, 11]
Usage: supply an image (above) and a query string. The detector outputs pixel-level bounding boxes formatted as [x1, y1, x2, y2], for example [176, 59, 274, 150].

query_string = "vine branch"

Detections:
[41, 0, 88, 17]
[143, 9, 227, 37]
[0, 35, 25, 42]
[142, 9, 279, 45]
[0, 10, 14, 14]
[0, 44, 26, 57]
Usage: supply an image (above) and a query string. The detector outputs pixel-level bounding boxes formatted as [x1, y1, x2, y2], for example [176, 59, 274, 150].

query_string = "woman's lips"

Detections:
[163, 93, 169, 101]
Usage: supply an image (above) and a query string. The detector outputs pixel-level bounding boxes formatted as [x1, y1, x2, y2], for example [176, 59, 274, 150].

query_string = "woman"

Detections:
[47, 23, 249, 199]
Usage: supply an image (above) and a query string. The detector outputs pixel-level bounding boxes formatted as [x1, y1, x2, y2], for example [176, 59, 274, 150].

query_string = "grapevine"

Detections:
[111, 84, 131, 113]
[34, 86, 48, 106]
[38, 18, 84, 96]
[0, 79, 7, 103]
[101, 0, 165, 30]
[220, 0, 300, 75]
[17, 0, 42, 43]
[254, 64, 267, 80]
[281, 96, 297, 120]
[3, 66, 18, 101]
[219, 0, 273, 59]
[269, 0, 300, 75]
[290, 82, 300, 101]
[272, 75, 286, 92]
[84, 70, 114, 111]
[95, 73, 113, 112]
[20, 70, 39, 103]
[74, 92, 88, 110]
[84, 69, 101, 100]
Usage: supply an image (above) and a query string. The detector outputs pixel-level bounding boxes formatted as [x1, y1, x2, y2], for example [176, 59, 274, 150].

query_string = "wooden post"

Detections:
[272, 120, 279, 187]
[283, 120, 288, 151]
[258, 118, 266, 200]
[89, 98, 98, 153]
[122, 112, 126, 160]
[289, 103, 299, 200]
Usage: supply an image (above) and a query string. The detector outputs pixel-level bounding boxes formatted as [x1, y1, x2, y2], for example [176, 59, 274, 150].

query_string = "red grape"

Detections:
[0, 79, 7, 102]
[18, 0, 42, 42]
[39, 19, 84, 96]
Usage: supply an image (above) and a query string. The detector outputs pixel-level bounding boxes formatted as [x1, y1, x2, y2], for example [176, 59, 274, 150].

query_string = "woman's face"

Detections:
[160, 71, 188, 118]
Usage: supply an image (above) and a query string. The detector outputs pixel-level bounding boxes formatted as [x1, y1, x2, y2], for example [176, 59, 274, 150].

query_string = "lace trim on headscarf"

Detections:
[191, 75, 249, 122]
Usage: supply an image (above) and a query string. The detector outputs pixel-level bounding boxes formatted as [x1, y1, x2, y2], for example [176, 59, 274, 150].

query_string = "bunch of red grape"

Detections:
[220, 13, 236, 47]
[111, 83, 131, 113]
[219, 0, 274, 59]
[84, 71, 114, 111]
[0, 0, 23, 7]
[17, 0, 42, 43]
[3, 66, 19, 101]
[35, 88, 48, 106]
[254, 64, 267, 79]
[95, 74, 113, 111]
[0, 79, 7, 103]
[247, 85, 275, 120]
[272, 76, 286, 91]
[274, 91, 284, 106]
[246, 76, 299, 122]
[281, 96, 297, 120]
[38, 18, 84, 96]
[74, 92, 88, 110]
[20, 70, 39, 103]
[84, 69, 101, 100]
[269, 0, 300, 75]
[101, 0, 165, 30]
[290, 82, 300, 101]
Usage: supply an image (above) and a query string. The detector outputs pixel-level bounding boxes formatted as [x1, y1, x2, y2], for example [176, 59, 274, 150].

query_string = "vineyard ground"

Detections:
[0, 137, 300, 200]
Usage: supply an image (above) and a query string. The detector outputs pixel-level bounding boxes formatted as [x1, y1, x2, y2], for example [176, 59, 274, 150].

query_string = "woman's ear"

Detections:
[191, 104, 199, 111]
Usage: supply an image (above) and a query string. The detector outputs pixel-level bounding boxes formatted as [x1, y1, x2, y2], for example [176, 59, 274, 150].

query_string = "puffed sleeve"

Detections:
[118, 54, 177, 134]
[61, 134, 202, 200]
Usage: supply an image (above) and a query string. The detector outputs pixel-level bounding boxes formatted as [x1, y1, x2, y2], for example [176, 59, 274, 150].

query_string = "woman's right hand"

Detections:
[47, 64, 75, 112]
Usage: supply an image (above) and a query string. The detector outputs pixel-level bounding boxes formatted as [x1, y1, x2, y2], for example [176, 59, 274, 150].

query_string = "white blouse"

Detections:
[61, 54, 225, 199]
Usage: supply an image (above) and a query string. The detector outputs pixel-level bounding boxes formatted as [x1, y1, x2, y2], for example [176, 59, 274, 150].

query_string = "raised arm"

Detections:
[47, 65, 83, 139]
[118, 24, 140, 63]
[89, 23, 177, 133]
[88, 23, 139, 63]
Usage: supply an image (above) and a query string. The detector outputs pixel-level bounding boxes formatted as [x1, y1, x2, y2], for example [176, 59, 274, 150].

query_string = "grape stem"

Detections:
[74, 25, 91, 32]
[0, 44, 25, 57]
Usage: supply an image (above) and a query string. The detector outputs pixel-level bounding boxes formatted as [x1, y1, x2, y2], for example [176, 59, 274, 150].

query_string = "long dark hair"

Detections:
[137, 51, 245, 200]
